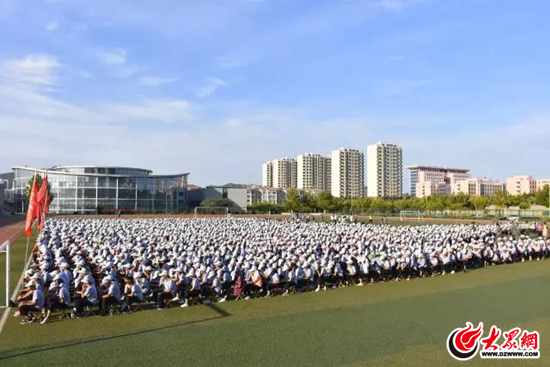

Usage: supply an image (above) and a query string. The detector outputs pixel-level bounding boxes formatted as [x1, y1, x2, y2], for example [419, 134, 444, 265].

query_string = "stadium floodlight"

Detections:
[0, 241, 10, 308]
[193, 207, 230, 217]
[399, 210, 422, 222]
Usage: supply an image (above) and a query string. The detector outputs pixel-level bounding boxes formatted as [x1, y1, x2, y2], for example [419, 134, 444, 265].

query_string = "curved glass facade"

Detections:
[5, 166, 188, 214]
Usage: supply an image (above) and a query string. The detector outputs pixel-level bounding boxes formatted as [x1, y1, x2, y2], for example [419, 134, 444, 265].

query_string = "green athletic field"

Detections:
[1, 233, 549, 366]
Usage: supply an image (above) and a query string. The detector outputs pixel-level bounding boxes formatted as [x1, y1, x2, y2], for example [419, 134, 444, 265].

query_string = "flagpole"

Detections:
[22, 218, 38, 275]
[23, 173, 34, 273]
[23, 237, 29, 273]
[23, 172, 38, 275]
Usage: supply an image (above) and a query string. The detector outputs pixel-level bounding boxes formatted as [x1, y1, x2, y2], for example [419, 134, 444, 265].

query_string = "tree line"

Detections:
[247, 186, 550, 214]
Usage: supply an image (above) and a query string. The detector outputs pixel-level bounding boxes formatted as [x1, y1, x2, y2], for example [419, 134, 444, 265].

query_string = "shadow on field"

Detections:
[0, 303, 231, 361]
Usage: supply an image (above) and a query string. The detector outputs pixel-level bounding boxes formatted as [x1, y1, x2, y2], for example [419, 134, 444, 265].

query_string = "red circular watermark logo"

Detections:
[447, 322, 484, 361]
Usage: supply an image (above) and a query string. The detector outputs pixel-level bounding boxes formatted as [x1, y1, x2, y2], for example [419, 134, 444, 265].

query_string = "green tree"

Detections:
[447, 193, 473, 210]
[247, 203, 283, 214]
[351, 197, 372, 214]
[301, 192, 316, 212]
[315, 191, 337, 212]
[492, 190, 509, 209]
[471, 196, 490, 210]
[284, 188, 302, 212]
[425, 196, 446, 211]
[408, 197, 427, 210]
[518, 200, 531, 210]
[535, 185, 549, 207]
[392, 198, 409, 211]
[25, 174, 54, 203]
[507, 194, 521, 207]
[370, 198, 391, 213]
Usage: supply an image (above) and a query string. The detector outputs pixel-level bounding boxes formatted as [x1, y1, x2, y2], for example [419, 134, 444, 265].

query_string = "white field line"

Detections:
[0, 241, 32, 335]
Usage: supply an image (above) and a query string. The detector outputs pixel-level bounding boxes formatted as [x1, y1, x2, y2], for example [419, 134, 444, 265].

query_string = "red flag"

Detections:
[37, 174, 49, 229]
[25, 174, 39, 238]
[45, 195, 52, 216]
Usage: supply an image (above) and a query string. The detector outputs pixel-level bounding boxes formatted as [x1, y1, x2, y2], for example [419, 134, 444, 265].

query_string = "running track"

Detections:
[0, 217, 25, 245]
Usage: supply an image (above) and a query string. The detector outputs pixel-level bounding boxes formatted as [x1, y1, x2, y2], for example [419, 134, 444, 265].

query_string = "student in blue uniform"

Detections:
[100, 277, 122, 316]
[18, 282, 44, 325]
[73, 278, 98, 318]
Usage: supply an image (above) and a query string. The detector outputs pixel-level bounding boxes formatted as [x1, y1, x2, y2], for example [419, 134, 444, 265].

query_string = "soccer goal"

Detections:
[0, 241, 10, 308]
[193, 206, 230, 217]
[399, 210, 422, 222]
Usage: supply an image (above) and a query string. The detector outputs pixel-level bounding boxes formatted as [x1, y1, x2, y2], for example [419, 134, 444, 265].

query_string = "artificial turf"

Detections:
[0, 233, 33, 310]
[1, 233, 549, 366]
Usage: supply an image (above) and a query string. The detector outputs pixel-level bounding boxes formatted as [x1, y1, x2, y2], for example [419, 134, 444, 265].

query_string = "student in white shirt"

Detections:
[18, 282, 44, 325]
[74, 279, 98, 318]
[123, 277, 144, 312]
[41, 277, 71, 324]
[269, 266, 281, 293]
[156, 271, 175, 309]
[137, 273, 150, 296]
[100, 278, 122, 316]
[172, 269, 189, 302]
[181, 273, 201, 308]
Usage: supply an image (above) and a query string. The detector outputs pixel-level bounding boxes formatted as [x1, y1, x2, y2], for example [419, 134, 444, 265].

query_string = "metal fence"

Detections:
[0, 241, 10, 308]
[328, 208, 550, 220]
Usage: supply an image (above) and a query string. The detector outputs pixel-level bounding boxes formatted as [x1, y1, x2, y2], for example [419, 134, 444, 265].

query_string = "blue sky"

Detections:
[0, 0, 549, 190]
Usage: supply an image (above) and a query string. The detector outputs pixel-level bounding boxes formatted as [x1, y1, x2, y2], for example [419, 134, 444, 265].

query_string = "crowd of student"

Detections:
[13, 217, 547, 324]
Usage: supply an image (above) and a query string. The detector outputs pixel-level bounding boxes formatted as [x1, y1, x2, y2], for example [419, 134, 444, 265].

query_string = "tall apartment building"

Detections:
[366, 142, 403, 198]
[262, 161, 274, 187]
[297, 153, 331, 191]
[506, 175, 537, 195]
[452, 178, 504, 196]
[331, 148, 364, 198]
[506, 175, 550, 195]
[262, 158, 297, 189]
[407, 165, 470, 198]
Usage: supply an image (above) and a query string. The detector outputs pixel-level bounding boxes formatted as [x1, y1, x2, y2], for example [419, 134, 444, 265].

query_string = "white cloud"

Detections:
[196, 77, 228, 98]
[217, 55, 257, 69]
[76, 70, 93, 79]
[500, 114, 550, 139]
[100, 99, 193, 123]
[115, 64, 143, 78]
[0, 54, 60, 88]
[46, 21, 59, 31]
[137, 75, 176, 87]
[0, 70, 548, 186]
[0, 83, 99, 122]
[96, 49, 143, 78]
[97, 48, 127, 65]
